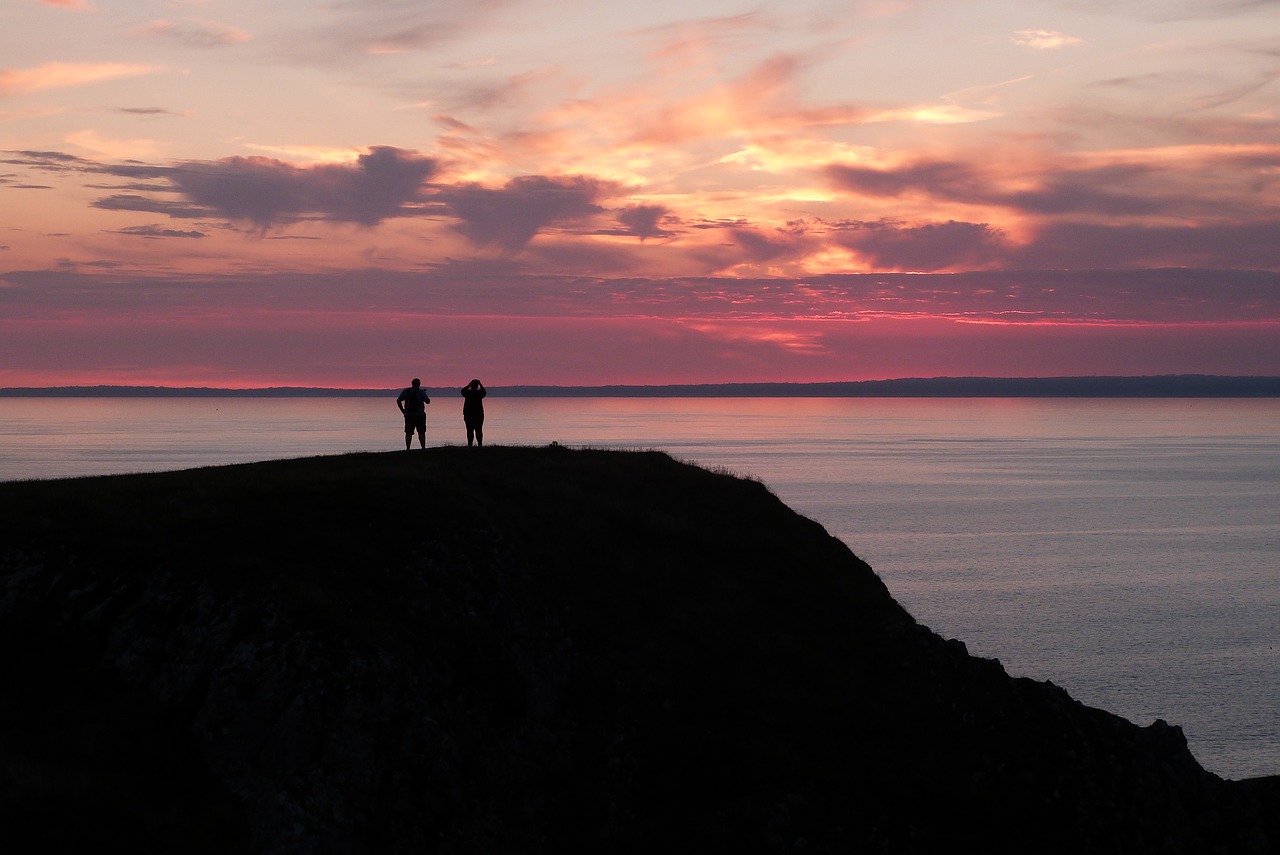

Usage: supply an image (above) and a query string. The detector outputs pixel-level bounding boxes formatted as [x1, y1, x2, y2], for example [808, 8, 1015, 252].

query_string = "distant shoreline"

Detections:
[3, 375, 1280, 397]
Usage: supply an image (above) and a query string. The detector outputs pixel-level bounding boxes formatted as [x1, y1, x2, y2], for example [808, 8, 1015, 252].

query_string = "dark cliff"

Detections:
[1, 447, 1276, 853]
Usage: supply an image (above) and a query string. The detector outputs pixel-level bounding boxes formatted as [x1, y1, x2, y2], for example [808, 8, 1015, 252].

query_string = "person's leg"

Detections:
[476, 423, 483, 447]
[418, 425, 427, 449]
[465, 423, 475, 446]
[404, 422, 412, 450]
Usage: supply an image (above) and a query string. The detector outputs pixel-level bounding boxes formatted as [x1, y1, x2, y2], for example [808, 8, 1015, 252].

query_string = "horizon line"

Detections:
[2, 374, 1280, 398]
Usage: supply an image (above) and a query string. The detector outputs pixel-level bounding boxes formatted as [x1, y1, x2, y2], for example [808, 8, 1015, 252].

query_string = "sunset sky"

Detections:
[2, 0, 1278, 387]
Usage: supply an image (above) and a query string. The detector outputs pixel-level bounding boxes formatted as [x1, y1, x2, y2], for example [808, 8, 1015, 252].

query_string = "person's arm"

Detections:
[396, 391, 406, 414]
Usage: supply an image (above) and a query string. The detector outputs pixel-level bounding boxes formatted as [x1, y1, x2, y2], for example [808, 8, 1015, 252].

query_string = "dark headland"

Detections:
[2, 447, 1277, 854]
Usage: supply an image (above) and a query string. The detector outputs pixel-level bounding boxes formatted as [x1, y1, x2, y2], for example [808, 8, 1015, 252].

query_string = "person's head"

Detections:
[469, 379, 480, 389]
[411, 378, 421, 388]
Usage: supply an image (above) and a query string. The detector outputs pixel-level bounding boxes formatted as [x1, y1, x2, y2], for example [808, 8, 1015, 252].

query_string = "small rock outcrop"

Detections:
[1, 447, 1276, 853]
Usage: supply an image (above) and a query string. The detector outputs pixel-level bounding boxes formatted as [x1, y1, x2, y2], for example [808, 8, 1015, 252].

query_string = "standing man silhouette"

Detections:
[461, 379, 486, 447]
[397, 378, 431, 450]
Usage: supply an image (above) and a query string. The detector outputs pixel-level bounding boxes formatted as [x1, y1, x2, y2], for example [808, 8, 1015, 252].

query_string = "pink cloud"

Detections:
[111, 225, 207, 239]
[440, 175, 617, 252]
[268, 0, 513, 69]
[832, 220, 1009, 272]
[823, 153, 1280, 270]
[1013, 220, 1280, 269]
[3, 309, 1277, 388]
[6, 267, 1276, 326]
[824, 158, 1168, 217]
[166, 146, 439, 228]
[135, 19, 251, 48]
[91, 194, 209, 219]
[824, 152, 1272, 221]
[10, 148, 441, 228]
[825, 160, 986, 201]
[3, 268, 1278, 387]
[734, 224, 809, 260]
[615, 204, 674, 239]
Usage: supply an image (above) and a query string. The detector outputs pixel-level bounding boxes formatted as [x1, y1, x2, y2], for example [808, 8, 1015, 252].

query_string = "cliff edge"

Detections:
[1, 446, 1276, 853]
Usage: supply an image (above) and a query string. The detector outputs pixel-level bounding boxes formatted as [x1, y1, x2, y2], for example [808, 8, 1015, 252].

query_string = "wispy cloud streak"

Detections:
[0, 62, 160, 96]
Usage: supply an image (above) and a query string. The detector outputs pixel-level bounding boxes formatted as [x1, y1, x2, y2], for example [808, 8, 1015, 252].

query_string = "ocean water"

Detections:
[2, 395, 1278, 780]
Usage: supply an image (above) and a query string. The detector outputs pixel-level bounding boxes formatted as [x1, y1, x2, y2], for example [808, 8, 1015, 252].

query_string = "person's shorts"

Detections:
[404, 413, 426, 434]
[464, 413, 484, 427]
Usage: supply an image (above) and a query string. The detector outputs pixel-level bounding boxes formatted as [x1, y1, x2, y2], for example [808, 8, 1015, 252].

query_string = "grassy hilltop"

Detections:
[1, 446, 1277, 853]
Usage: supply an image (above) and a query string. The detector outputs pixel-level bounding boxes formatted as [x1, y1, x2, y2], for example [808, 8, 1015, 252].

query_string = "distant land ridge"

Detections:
[2, 374, 1279, 397]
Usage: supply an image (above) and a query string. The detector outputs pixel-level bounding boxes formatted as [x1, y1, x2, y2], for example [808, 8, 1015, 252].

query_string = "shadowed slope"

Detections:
[1, 446, 1276, 853]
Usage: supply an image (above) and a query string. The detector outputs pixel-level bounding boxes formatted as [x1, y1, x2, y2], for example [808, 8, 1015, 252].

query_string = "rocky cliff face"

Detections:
[1, 447, 1276, 853]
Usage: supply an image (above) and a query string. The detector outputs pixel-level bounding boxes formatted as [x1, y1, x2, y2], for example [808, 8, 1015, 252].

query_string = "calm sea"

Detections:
[2, 396, 1278, 780]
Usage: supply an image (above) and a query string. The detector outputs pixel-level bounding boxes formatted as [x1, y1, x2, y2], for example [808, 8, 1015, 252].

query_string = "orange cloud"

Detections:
[1012, 29, 1084, 49]
[65, 129, 164, 161]
[0, 61, 160, 96]
[625, 55, 844, 146]
[683, 320, 829, 353]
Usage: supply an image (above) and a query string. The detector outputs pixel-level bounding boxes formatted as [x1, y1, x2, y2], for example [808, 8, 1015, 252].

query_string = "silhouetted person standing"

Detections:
[461, 379, 486, 447]
[397, 378, 431, 450]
